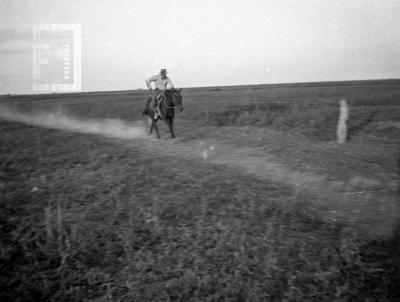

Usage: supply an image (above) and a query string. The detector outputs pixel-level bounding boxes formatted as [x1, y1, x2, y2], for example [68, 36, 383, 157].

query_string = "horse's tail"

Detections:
[142, 97, 152, 115]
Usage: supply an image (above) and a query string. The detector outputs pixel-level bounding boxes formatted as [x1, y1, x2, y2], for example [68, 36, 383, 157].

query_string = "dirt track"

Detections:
[111, 119, 399, 238]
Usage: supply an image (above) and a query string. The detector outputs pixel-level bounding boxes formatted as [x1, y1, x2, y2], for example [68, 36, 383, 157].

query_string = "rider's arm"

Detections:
[167, 78, 174, 89]
[145, 75, 158, 89]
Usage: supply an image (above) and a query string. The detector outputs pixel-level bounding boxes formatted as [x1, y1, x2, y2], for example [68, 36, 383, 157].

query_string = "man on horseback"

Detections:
[145, 69, 175, 119]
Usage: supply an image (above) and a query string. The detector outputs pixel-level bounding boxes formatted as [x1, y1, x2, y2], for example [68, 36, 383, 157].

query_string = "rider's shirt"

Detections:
[146, 74, 174, 90]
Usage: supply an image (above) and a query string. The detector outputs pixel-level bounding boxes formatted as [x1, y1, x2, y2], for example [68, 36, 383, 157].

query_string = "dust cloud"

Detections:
[0, 105, 147, 139]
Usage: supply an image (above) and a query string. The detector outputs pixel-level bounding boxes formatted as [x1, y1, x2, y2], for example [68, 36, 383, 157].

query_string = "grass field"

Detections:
[1, 80, 400, 301]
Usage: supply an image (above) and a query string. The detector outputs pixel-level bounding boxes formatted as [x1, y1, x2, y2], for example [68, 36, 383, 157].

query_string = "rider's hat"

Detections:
[160, 68, 167, 75]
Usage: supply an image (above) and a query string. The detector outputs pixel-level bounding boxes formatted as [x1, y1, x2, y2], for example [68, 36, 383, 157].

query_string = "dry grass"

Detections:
[1, 80, 400, 301]
[1, 122, 399, 301]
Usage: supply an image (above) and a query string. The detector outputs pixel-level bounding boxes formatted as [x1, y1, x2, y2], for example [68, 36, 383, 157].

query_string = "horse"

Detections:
[142, 88, 183, 139]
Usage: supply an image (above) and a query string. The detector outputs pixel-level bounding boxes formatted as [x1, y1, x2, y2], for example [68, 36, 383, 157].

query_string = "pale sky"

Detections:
[0, 0, 399, 94]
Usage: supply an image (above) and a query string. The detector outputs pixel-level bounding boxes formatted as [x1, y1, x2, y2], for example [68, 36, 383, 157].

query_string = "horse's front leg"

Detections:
[153, 120, 161, 139]
[166, 118, 176, 139]
[148, 117, 154, 135]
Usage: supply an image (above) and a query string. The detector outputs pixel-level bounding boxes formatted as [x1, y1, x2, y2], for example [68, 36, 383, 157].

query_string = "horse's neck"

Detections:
[164, 94, 174, 106]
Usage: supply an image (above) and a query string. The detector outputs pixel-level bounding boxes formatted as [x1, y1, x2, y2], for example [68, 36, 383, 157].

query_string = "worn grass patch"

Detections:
[1, 121, 399, 301]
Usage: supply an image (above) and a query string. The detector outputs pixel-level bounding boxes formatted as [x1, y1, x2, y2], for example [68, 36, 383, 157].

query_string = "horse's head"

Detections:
[165, 88, 183, 112]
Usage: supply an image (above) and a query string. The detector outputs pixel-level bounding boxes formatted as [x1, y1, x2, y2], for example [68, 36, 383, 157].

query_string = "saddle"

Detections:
[156, 93, 165, 103]
[142, 90, 167, 119]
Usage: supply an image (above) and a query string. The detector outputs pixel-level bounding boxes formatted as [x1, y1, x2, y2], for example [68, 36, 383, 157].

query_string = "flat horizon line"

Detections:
[2, 77, 400, 98]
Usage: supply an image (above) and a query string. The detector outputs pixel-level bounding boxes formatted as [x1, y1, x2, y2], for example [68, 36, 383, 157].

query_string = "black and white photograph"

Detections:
[1, 0, 399, 301]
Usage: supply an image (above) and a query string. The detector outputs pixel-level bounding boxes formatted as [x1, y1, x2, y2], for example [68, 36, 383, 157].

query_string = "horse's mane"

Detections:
[165, 88, 181, 95]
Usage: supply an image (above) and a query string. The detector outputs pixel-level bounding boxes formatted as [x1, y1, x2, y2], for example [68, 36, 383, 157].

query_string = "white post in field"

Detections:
[337, 99, 349, 144]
